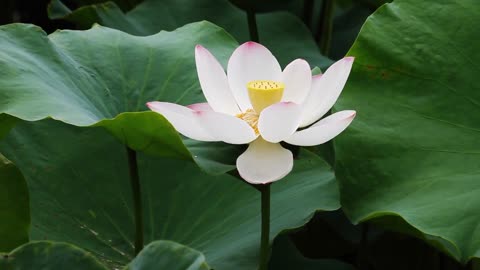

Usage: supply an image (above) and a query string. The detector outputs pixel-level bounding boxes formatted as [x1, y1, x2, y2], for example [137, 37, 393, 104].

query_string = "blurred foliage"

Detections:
[1, 0, 478, 270]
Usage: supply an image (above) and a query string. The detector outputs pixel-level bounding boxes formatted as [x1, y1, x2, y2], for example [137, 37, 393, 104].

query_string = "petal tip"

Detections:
[342, 110, 357, 120]
[241, 41, 264, 50]
[245, 41, 259, 46]
[297, 58, 308, 64]
[344, 56, 355, 62]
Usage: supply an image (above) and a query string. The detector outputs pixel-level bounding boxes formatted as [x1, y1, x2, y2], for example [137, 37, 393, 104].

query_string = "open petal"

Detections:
[195, 45, 240, 115]
[236, 138, 293, 184]
[258, 102, 302, 143]
[187, 102, 213, 111]
[147, 101, 215, 141]
[227, 42, 282, 112]
[281, 59, 312, 104]
[300, 57, 354, 127]
[286, 110, 356, 146]
[197, 111, 257, 144]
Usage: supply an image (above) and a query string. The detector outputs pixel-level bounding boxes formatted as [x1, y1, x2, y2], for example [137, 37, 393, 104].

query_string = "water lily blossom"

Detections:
[147, 42, 355, 184]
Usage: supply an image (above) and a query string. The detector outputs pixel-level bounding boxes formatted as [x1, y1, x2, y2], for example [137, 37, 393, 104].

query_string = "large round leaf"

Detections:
[0, 241, 107, 270]
[0, 153, 29, 252]
[47, 0, 332, 69]
[0, 240, 209, 270]
[1, 119, 340, 270]
[0, 22, 241, 174]
[125, 240, 209, 270]
[335, 0, 480, 262]
[0, 115, 16, 139]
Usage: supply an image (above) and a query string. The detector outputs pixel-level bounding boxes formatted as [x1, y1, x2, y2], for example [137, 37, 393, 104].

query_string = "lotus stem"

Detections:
[258, 184, 271, 270]
[247, 9, 260, 43]
[126, 146, 144, 255]
[303, 0, 314, 30]
[317, 0, 335, 56]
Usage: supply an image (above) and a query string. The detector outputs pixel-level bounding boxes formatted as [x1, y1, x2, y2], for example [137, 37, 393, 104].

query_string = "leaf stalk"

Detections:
[258, 184, 271, 270]
[126, 147, 144, 255]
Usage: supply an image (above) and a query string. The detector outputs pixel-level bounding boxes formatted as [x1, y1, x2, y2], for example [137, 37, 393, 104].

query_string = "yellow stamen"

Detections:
[247, 80, 284, 113]
[237, 109, 259, 135]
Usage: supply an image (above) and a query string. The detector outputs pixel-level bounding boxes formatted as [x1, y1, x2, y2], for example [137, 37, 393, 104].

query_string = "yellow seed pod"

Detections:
[247, 80, 284, 113]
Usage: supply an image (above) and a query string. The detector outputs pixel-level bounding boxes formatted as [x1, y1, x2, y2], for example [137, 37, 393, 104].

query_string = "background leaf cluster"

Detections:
[0, 0, 479, 269]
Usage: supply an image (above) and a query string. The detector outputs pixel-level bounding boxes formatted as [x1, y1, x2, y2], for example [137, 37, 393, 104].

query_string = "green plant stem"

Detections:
[247, 9, 260, 42]
[317, 0, 335, 56]
[258, 184, 271, 270]
[303, 0, 314, 30]
[126, 147, 143, 255]
[356, 223, 370, 269]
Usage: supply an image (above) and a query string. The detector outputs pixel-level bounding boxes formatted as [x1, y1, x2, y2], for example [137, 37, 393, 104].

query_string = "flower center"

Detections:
[237, 109, 259, 135]
[246, 80, 284, 113]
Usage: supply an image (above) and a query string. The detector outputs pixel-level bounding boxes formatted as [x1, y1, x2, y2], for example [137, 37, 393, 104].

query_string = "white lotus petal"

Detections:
[227, 42, 282, 111]
[147, 102, 215, 141]
[236, 138, 293, 184]
[187, 102, 213, 111]
[300, 57, 354, 127]
[286, 110, 356, 146]
[197, 111, 257, 144]
[258, 102, 302, 143]
[281, 59, 312, 104]
[195, 45, 240, 115]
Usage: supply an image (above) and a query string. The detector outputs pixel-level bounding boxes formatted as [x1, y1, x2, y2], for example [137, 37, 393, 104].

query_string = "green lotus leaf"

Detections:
[47, 0, 332, 69]
[0, 153, 30, 252]
[335, 0, 480, 262]
[0, 114, 16, 140]
[0, 241, 107, 270]
[0, 21, 242, 174]
[0, 240, 208, 270]
[1, 119, 339, 269]
[124, 240, 209, 270]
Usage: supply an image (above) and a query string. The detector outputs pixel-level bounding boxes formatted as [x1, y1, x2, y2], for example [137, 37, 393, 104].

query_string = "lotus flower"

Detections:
[147, 42, 355, 184]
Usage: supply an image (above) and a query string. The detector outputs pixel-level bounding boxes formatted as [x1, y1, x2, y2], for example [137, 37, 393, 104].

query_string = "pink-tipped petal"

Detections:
[195, 45, 240, 115]
[147, 101, 215, 141]
[258, 102, 302, 143]
[187, 102, 213, 111]
[281, 59, 312, 104]
[227, 42, 282, 111]
[197, 111, 257, 144]
[236, 139, 293, 184]
[286, 110, 356, 146]
[299, 57, 354, 127]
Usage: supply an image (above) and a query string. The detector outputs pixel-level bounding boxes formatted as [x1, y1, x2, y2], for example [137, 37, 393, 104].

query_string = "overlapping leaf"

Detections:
[1, 119, 339, 269]
[335, 0, 480, 262]
[0, 241, 107, 270]
[125, 240, 209, 270]
[0, 154, 29, 252]
[48, 0, 332, 69]
[0, 240, 209, 270]
[0, 22, 240, 174]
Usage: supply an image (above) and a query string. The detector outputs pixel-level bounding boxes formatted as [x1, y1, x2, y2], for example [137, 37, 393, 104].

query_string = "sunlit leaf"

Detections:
[335, 0, 480, 262]
[0, 22, 239, 174]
